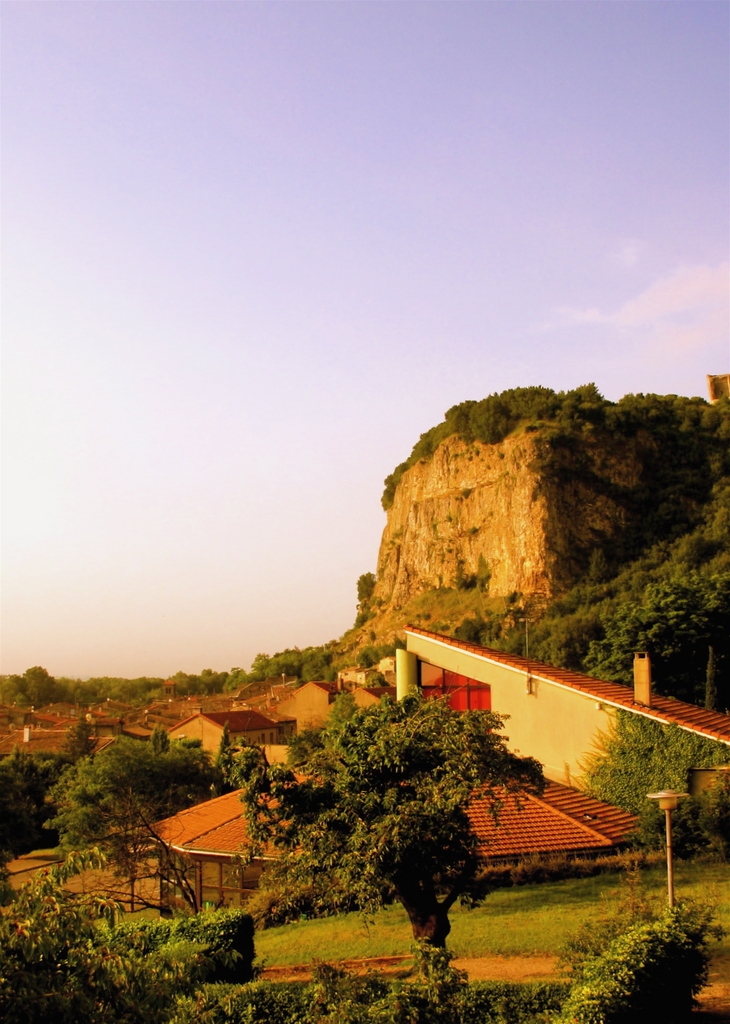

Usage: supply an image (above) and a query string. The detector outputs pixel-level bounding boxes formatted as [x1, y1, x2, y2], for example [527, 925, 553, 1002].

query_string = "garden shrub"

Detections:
[557, 902, 720, 1024]
[169, 981, 311, 1024]
[112, 907, 255, 983]
[460, 981, 569, 1023]
[168, 949, 569, 1024]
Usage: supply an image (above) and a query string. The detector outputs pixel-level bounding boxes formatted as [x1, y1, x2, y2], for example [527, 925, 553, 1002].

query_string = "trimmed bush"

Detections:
[169, 981, 311, 1024]
[461, 981, 569, 1022]
[557, 902, 719, 1024]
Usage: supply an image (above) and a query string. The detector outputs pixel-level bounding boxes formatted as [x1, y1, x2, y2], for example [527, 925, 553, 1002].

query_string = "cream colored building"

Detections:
[399, 626, 730, 785]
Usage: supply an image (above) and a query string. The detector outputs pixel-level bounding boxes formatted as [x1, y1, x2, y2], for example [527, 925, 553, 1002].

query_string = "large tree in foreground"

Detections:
[234, 694, 543, 946]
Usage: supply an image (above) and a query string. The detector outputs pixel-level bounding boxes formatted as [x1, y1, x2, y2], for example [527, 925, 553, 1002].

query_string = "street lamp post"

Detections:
[646, 790, 688, 908]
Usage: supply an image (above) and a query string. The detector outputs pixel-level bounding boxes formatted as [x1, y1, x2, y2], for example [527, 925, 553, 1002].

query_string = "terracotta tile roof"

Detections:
[122, 725, 153, 739]
[155, 789, 273, 857]
[406, 626, 730, 746]
[469, 781, 637, 859]
[305, 681, 339, 694]
[0, 730, 116, 756]
[203, 710, 294, 731]
[157, 790, 246, 849]
[31, 714, 76, 729]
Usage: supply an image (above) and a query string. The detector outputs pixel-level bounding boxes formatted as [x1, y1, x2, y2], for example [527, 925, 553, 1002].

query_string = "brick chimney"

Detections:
[633, 652, 652, 707]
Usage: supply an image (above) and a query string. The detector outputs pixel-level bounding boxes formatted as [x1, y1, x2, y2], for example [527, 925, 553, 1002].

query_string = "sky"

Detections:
[2, 1, 728, 679]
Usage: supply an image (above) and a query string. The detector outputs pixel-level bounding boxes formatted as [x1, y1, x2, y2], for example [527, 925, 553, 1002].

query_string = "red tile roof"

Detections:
[172, 709, 294, 734]
[158, 781, 634, 863]
[156, 790, 272, 857]
[406, 626, 730, 746]
[305, 681, 339, 693]
[157, 790, 246, 849]
[0, 730, 116, 756]
[469, 781, 637, 859]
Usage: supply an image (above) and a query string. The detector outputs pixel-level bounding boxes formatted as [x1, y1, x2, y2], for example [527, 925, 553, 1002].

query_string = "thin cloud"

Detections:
[554, 262, 729, 353]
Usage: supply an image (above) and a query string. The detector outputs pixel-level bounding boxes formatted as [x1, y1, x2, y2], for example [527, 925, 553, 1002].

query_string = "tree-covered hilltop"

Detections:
[382, 387, 729, 568]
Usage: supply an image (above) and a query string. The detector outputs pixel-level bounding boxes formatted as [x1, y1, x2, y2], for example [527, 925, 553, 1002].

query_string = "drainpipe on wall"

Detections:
[396, 649, 418, 700]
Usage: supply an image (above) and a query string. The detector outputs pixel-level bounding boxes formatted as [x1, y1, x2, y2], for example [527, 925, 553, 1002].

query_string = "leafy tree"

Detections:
[23, 665, 57, 706]
[585, 570, 730, 705]
[0, 749, 68, 865]
[150, 725, 170, 755]
[215, 721, 236, 793]
[49, 738, 219, 910]
[234, 694, 543, 947]
[706, 645, 719, 711]
[357, 572, 376, 604]
[63, 718, 97, 761]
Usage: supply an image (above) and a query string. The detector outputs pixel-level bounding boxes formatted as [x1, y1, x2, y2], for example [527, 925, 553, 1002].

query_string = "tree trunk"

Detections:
[395, 883, 452, 947]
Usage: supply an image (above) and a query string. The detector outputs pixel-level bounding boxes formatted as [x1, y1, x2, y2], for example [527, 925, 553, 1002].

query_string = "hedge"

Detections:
[112, 908, 256, 983]
[168, 979, 568, 1024]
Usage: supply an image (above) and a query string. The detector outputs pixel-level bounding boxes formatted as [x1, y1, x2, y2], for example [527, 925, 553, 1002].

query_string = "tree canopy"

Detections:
[234, 693, 543, 947]
[50, 738, 219, 909]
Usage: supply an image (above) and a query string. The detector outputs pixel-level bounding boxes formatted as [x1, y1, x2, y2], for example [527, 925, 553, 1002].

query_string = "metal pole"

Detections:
[665, 807, 675, 908]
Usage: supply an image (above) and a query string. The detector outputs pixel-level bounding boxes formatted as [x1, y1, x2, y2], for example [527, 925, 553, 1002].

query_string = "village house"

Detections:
[275, 680, 342, 730]
[153, 781, 637, 911]
[167, 709, 296, 754]
[352, 685, 397, 710]
[397, 626, 730, 784]
[156, 789, 274, 911]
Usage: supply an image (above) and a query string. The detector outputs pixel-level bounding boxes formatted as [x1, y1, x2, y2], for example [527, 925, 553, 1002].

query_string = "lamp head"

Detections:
[647, 790, 688, 812]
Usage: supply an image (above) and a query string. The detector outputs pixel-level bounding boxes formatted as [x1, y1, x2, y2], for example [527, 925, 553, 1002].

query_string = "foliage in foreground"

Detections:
[0, 851, 255, 1024]
[170, 944, 568, 1024]
[557, 902, 720, 1024]
[233, 693, 543, 947]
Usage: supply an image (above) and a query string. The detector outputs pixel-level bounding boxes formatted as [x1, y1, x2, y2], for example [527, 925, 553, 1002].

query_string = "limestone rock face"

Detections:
[373, 432, 641, 609]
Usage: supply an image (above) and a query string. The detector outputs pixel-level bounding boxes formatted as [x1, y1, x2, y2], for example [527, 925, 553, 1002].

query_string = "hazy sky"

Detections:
[2, 1, 728, 678]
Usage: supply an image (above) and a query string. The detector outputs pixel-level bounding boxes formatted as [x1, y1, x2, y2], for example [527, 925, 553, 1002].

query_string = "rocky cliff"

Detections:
[371, 429, 642, 613]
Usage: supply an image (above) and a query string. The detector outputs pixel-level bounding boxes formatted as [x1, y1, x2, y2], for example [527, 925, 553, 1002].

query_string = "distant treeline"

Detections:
[0, 666, 233, 708]
[0, 639, 402, 708]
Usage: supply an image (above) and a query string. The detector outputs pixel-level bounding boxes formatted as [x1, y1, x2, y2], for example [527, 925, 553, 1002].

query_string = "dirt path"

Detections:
[261, 954, 565, 984]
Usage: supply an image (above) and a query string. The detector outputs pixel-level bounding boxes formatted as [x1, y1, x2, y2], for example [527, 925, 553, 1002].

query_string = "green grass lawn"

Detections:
[254, 862, 730, 967]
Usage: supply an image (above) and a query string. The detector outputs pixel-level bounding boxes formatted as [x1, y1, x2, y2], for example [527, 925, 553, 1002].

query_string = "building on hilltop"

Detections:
[707, 373, 730, 403]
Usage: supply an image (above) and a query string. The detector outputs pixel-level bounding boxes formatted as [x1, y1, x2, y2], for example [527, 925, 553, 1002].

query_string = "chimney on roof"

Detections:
[633, 652, 652, 707]
[23, 725, 31, 742]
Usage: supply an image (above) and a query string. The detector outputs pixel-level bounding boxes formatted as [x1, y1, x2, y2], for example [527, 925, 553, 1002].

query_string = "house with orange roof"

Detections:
[0, 726, 116, 758]
[155, 789, 274, 911]
[167, 709, 295, 755]
[398, 627, 730, 785]
[153, 782, 637, 911]
[353, 686, 397, 710]
[469, 780, 637, 861]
